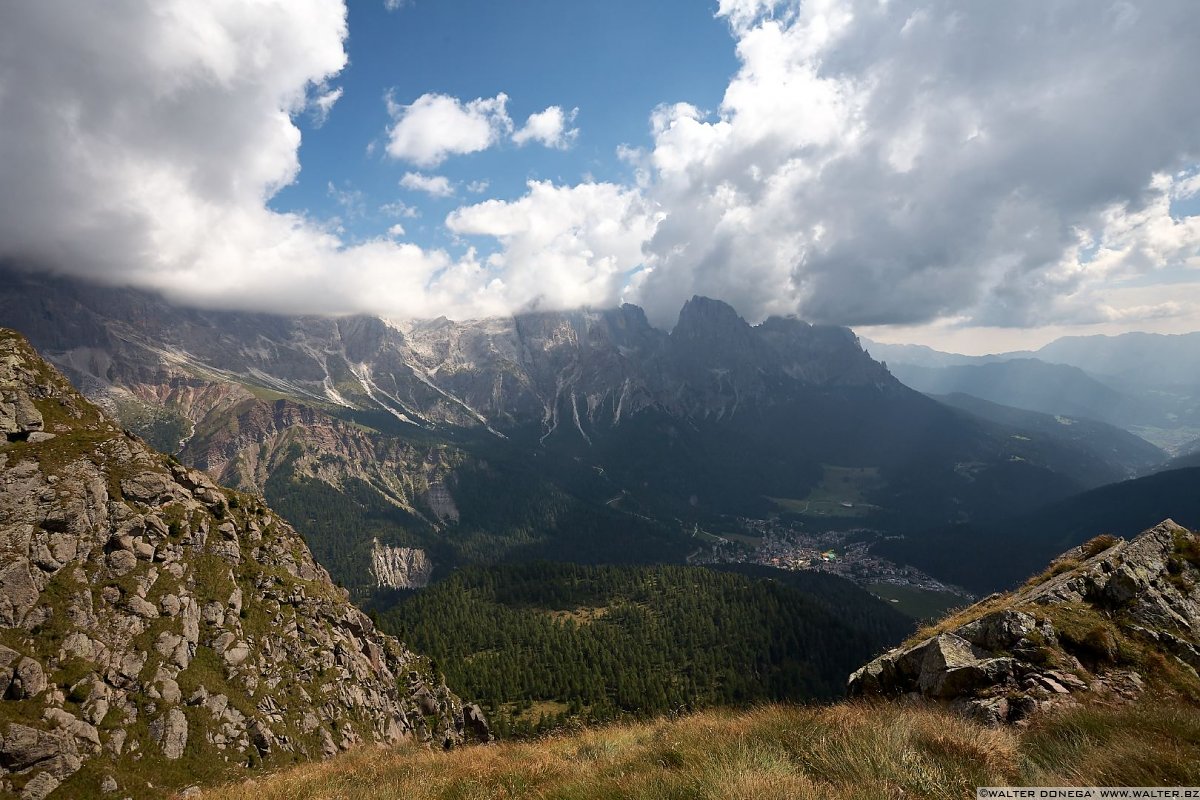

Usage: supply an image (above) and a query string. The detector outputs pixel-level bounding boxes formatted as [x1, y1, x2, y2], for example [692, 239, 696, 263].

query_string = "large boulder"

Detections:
[150, 708, 189, 760]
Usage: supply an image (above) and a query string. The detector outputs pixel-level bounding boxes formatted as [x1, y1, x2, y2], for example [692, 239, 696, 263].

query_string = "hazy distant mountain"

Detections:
[868, 332, 1200, 453]
[1034, 331, 1200, 386]
[861, 339, 1003, 369]
[932, 392, 1165, 482]
[868, 331, 1200, 386]
[885, 358, 1162, 429]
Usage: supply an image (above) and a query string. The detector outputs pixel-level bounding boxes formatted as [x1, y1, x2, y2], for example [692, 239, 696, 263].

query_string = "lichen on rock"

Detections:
[0, 328, 486, 798]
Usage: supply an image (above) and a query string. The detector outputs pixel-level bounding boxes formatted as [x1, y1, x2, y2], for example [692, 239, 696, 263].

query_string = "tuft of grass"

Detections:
[1081, 534, 1119, 560]
[1023, 557, 1083, 589]
[1173, 530, 1200, 569]
[1020, 701, 1200, 787]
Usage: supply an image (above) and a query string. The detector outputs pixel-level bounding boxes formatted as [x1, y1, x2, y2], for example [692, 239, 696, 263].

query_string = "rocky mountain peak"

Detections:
[671, 296, 752, 344]
[756, 316, 895, 387]
[849, 519, 1200, 725]
[337, 315, 392, 364]
[0, 329, 485, 798]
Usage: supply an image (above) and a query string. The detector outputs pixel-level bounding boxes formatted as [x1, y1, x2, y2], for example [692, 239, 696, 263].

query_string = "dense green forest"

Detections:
[262, 445, 691, 599]
[376, 563, 911, 737]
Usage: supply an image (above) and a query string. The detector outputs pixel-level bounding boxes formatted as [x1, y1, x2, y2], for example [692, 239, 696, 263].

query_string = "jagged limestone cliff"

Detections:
[0, 329, 484, 800]
[370, 541, 433, 590]
[849, 519, 1200, 723]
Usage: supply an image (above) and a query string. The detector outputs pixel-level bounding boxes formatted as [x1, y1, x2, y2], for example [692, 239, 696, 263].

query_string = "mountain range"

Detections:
[0, 326, 919, 796]
[865, 334, 1200, 453]
[4, 272, 1200, 797]
[0, 268, 1159, 600]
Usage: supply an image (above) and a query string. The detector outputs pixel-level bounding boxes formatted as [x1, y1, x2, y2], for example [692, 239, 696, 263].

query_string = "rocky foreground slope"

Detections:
[850, 519, 1200, 723]
[0, 329, 485, 799]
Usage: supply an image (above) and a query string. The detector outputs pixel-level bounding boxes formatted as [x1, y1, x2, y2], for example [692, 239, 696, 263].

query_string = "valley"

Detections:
[5, 2, 1200, 797]
[696, 524, 971, 611]
[1, 273, 1198, 797]
[211, 518, 1200, 799]
[374, 562, 910, 737]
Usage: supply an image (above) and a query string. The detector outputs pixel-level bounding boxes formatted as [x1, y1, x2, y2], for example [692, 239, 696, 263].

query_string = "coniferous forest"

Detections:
[376, 562, 911, 736]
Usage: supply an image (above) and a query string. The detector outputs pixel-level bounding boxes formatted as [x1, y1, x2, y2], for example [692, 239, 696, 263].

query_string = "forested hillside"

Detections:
[874, 467, 1200, 593]
[376, 563, 911, 736]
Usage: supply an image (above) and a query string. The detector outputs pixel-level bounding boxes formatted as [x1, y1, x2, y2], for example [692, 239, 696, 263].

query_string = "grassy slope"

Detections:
[865, 582, 969, 623]
[203, 700, 1200, 800]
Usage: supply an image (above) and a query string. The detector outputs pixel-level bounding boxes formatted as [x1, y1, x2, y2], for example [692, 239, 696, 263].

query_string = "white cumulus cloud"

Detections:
[628, 0, 1200, 329]
[513, 106, 580, 150]
[3, 0, 1200, 338]
[447, 181, 660, 311]
[430, 0, 1200, 334]
[0, 1, 513, 321]
[400, 172, 456, 198]
[384, 92, 512, 167]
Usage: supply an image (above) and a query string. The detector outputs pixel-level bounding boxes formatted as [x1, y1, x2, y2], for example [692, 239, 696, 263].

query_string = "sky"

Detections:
[1, 0, 1199, 354]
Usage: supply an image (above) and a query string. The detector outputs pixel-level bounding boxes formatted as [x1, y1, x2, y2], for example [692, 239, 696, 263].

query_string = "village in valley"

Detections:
[690, 515, 972, 617]
[691, 464, 973, 614]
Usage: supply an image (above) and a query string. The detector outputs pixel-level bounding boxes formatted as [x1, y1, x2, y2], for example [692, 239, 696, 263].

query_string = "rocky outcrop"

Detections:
[1, 382, 48, 444]
[171, 394, 462, 523]
[849, 520, 1200, 724]
[422, 479, 459, 523]
[0, 329, 485, 798]
[370, 541, 434, 590]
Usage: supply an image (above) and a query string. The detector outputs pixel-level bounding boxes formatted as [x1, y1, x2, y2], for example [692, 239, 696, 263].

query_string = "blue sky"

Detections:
[273, 0, 739, 250]
[3, 0, 1200, 353]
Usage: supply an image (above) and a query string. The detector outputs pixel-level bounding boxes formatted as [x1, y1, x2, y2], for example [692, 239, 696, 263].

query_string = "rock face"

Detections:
[370, 541, 434, 590]
[0, 271, 893, 441]
[849, 520, 1200, 724]
[0, 330, 484, 798]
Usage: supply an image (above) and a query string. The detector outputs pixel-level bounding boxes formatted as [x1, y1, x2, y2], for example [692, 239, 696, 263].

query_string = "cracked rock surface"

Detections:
[0, 329, 484, 799]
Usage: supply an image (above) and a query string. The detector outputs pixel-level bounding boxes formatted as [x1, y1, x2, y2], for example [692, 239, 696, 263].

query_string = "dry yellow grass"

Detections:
[903, 593, 1008, 647]
[200, 699, 1200, 800]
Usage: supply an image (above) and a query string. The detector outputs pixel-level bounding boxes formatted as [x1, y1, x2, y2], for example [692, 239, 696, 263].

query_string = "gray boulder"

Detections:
[149, 708, 188, 760]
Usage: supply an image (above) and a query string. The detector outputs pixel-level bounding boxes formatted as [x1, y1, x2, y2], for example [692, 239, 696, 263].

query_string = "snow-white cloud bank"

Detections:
[0, 1, 501, 319]
[457, 0, 1200, 329]
[2, 0, 1199, 335]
